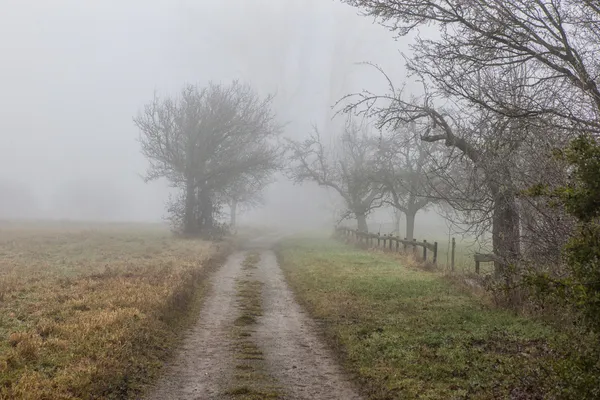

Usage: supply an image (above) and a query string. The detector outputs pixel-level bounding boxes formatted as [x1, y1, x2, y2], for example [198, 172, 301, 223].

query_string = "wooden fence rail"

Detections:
[335, 227, 438, 264]
[474, 253, 496, 274]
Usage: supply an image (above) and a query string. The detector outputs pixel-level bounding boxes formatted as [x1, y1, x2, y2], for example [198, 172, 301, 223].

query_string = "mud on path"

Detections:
[144, 235, 363, 400]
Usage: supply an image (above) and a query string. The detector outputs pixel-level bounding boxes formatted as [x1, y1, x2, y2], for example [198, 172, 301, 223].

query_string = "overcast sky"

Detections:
[0, 0, 417, 227]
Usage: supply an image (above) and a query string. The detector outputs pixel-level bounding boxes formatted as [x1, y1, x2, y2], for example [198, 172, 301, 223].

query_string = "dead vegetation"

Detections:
[0, 223, 220, 400]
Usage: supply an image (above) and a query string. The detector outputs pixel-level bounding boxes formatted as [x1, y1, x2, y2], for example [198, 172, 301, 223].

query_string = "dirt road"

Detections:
[145, 235, 362, 400]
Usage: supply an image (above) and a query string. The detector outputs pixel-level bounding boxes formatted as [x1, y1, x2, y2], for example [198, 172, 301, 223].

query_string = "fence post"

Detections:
[451, 237, 456, 272]
[413, 238, 417, 253]
[383, 235, 387, 249]
[389, 236, 393, 250]
[377, 233, 380, 247]
[423, 239, 428, 261]
[433, 242, 438, 264]
[396, 237, 400, 251]
[403, 238, 407, 251]
[475, 259, 480, 274]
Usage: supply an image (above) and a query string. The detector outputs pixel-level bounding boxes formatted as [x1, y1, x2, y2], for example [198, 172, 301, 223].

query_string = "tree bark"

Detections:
[356, 213, 368, 232]
[405, 209, 416, 241]
[491, 191, 521, 277]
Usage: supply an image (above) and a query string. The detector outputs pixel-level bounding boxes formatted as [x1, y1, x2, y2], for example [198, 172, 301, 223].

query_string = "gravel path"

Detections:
[144, 235, 363, 400]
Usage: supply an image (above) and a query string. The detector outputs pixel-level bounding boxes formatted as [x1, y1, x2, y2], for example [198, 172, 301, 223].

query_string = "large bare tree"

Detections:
[339, 0, 600, 277]
[340, 65, 530, 274]
[287, 122, 383, 232]
[134, 81, 281, 235]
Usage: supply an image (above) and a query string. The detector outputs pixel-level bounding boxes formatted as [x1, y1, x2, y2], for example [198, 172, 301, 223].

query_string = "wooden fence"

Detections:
[474, 253, 496, 274]
[335, 227, 439, 264]
[336, 227, 498, 273]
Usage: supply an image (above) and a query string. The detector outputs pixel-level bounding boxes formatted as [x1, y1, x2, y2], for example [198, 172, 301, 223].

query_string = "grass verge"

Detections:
[0, 223, 227, 400]
[276, 238, 575, 399]
[226, 253, 281, 400]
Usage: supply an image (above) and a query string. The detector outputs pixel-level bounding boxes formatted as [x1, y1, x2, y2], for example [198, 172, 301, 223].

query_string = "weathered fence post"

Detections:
[451, 237, 456, 272]
[433, 242, 438, 264]
[389, 236, 393, 250]
[413, 238, 417, 253]
[377, 233, 380, 247]
[423, 239, 428, 261]
[475, 259, 480, 274]
[396, 237, 400, 251]
[403, 238, 407, 251]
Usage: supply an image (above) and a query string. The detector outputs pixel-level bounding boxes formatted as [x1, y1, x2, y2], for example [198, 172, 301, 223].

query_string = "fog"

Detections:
[0, 0, 447, 233]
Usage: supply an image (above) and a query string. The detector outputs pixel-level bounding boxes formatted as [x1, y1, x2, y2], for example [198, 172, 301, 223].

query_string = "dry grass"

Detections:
[0, 222, 220, 400]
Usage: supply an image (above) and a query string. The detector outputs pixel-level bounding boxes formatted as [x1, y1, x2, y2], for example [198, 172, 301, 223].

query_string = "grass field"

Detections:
[277, 238, 574, 399]
[0, 222, 220, 400]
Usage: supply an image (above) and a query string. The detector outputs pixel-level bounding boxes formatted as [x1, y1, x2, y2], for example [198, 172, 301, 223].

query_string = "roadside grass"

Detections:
[0, 223, 220, 400]
[277, 238, 573, 400]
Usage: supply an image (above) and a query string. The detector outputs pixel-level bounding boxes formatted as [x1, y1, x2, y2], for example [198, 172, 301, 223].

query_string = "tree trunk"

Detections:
[183, 177, 196, 235]
[356, 213, 368, 232]
[197, 188, 214, 233]
[492, 191, 521, 277]
[405, 209, 416, 241]
[230, 200, 237, 228]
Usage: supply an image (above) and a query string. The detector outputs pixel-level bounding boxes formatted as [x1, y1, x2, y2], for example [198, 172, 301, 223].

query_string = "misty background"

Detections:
[0, 0, 448, 234]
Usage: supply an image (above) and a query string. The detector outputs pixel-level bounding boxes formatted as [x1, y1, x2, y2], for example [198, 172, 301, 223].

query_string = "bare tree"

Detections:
[221, 172, 272, 229]
[376, 123, 443, 240]
[389, 101, 520, 272]
[343, 0, 600, 131]
[134, 81, 281, 236]
[287, 122, 383, 232]
[338, 0, 600, 278]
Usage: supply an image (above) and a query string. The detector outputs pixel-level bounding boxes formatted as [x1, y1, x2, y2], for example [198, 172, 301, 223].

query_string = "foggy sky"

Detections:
[0, 0, 420, 228]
